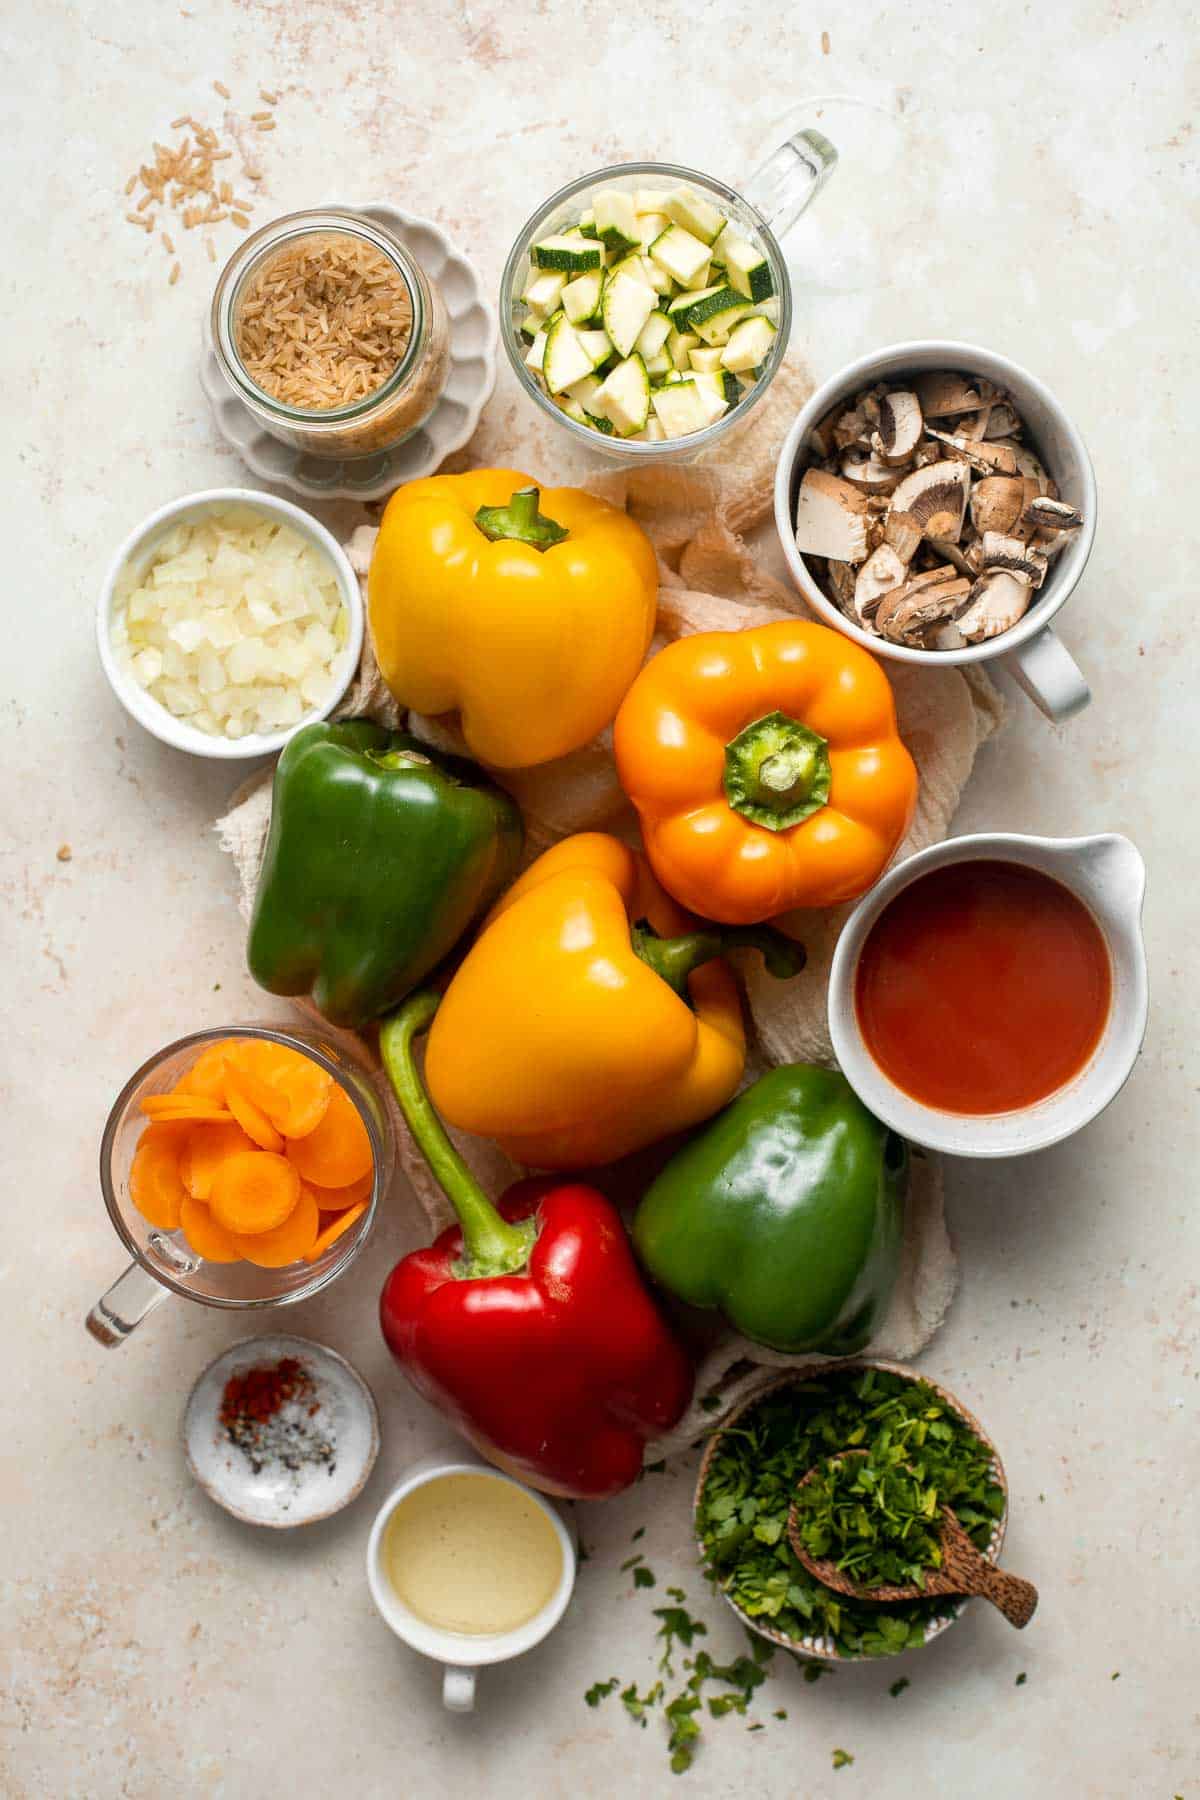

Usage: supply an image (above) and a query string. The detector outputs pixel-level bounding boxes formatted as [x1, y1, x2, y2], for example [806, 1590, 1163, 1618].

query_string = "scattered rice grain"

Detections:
[255, 119, 276, 131]
[169, 261, 181, 286]
[207, 239, 217, 262]
[231, 211, 250, 230]
[124, 173, 137, 195]
[170, 114, 189, 129]
[250, 110, 273, 121]
[213, 79, 230, 98]
[162, 232, 175, 252]
[260, 88, 279, 103]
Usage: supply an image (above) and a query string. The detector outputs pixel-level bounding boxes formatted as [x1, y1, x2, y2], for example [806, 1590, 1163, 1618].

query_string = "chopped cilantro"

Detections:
[584, 1677, 618, 1707]
[832, 1748, 854, 1769]
[1015, 1672, 1027, 1686]
[774, 1708, 788, 1719]
[653, 1603, 707, 1675]
[621, 1679, 663, 1726]
[620, 1554, 643, 1572]
[631, 1526, 645, 1542]
[633, 1565, 656, 1589]
[803, 1662, 831, 1683]
[889, 1677, 910, 1698]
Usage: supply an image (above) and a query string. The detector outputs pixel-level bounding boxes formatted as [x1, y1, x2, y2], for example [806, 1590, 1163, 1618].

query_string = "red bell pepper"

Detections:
[378, 992, 693, 1500]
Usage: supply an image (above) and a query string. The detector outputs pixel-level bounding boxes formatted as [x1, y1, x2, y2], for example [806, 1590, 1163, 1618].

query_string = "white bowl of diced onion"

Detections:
[97, 488, 363, 759]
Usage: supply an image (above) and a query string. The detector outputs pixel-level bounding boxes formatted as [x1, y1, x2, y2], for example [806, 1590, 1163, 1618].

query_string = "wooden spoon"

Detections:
[787, 1451, 1038, 1630]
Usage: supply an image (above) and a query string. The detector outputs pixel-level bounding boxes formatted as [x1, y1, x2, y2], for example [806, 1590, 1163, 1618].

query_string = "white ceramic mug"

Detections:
[773, 340, 1097, 722]
[365, 1456, 577, 1713]
[828, 833, 1148, 1157]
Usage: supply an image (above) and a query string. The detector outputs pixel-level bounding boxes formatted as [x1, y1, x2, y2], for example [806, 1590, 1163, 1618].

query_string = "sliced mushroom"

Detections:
[832, 404, 875, 452]
[889, 459, 971, 542]
[809, 403, 846, 461]
[929, 621, 968, 651]
[871, 390, 923, 466]
[925, 536, 976, 578]
[875, 573, 973, 646]
[853, 544, 907, 623]
[983, 402, 1021, 440]
[987, 438, 1055, 493]
[981, 532, 1049, 588]
[825, 558, 858, 614]
[957, 569, 1034, 642]
[839, 448, 904, 495]
[1021, 496, 1083, 533]
[913, 372, 990, 417]
[794, 468, 870, 562]
[884, 509, 923, 565]
[924, 428, 1019, 478]
[969, 475, 1027, 536]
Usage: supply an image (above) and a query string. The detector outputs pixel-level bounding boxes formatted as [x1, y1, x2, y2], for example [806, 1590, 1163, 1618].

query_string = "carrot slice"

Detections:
[179, 1121, 257, 1201]
[304, 1169, 373, 1213]
[232, 1184, 320, 1268]
[129, 1130, 188, 1229]
[226, 1042, 334, 1140]
[176, 1040, 238, 1102]
[179, 1196, 240, 1263]
[223, 1069, 285, 1152]
[303, 1199, 369, 1263]
[210, 1150, 300, 1235]
[141, 1095, 234, 1124]
[285, 1086, 373, 1188]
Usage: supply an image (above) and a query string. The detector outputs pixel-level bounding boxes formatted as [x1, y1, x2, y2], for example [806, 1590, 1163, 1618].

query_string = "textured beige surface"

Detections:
[2, 3, 1197, 1796]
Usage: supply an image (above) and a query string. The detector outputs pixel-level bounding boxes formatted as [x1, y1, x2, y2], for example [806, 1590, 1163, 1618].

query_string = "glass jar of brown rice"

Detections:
[210, 207, 450, 461]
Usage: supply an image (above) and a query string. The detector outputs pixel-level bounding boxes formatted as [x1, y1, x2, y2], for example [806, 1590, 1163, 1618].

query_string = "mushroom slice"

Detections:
[970, 475, 1027, 537]
[832, 403, 875, 451]
[794, 468, 870, 563]
[884, 509, 923, 565]
[925, 536, 976, 578]
[889, 459, 971, 542]
[981, 532, 1049, 588]
[839, 448, 903, 495]
[923, 427, 1019, 477]
[913, 372, 990, 417]
[957, 569, 1033, 642]
[809, 403, 846, 460]
[987, 439, 1054, 493]
[871, 390, 923, 466]
[825, 558, 859, 614]
[983, 401, 1021, 440]
[853, 545, 908, 624]
[1021, 496, 1083, 534]
[875, 573, 973, 646]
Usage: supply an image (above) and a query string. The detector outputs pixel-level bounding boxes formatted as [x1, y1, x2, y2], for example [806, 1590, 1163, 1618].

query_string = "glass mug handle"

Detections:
[741, 129, 838, 235]
[86, 1259, 171, 1347]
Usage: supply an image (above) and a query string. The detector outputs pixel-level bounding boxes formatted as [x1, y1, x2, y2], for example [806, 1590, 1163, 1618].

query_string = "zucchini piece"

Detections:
[634, 310, 672, 358]
[532, 234, 604, 273]
[751, 296, 781, 323]
[524, 323, 549, 372]
[693, 299, 754, 346]
[686, 284, 750, 335]
[601, 270, 657, 359]
[565, 372, 605, 413]
[691, 370, 732, 423]
[644, 349, 673, 380]
[555, 394, 590, 424]
[576, 327, 616, 369]
[694, 367, 740, 407]
[578, 209, 595, 229]
[720, 314, 776, 373]
[560, 269, 604, 326]
[634, 187, 672, 215]
[665, 284, 722, 331]
[648, 223, 712, 288]
[664, 186, 727, 247]
[594, 353, 651, 436]
[521, 269, 568, 314]
[643, 415, 667, 442]
[651, 379, 711, 439]
[543, 314, 600, 392]
[665, 326, 700, 370]
[636, 211, 670, 250]
[592, 189, 641, 255]
[687, 345, 725, 373]
[720, 231, 774, 303]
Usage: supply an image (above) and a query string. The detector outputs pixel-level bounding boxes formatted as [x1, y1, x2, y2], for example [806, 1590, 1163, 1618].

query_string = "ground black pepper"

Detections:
[218, 1355, 336, 1479]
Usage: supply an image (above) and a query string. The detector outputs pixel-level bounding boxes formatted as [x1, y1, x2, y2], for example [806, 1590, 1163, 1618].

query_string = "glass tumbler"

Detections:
[86, 1025, 395, 1348]
[499, 133, 837, 463]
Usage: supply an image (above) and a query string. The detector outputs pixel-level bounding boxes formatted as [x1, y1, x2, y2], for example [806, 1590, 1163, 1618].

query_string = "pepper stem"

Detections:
[723, 711, 832, 832]
[473, 485, 569, 552]
[630, 920, 805, 1001]
[379, 992, 537, 1280]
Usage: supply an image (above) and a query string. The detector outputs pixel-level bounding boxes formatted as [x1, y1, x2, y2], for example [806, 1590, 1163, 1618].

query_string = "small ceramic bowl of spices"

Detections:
[209, 207, 451, 462]
[693, 1360, 1011, 1663]
[184, 1334, 380, 1527]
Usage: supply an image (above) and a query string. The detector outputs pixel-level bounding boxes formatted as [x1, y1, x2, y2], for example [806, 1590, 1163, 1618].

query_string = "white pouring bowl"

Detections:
[96, 486, 363, 759]
[773, 340, 1097, 723]
[828, 832, 1148, 1157]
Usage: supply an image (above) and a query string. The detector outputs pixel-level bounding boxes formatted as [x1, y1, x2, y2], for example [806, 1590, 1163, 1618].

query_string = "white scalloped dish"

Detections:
[201, 202, 496, 502]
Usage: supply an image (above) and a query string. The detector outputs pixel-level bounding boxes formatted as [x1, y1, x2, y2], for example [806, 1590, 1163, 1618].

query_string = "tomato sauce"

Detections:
[854, 860, 1111, 1115]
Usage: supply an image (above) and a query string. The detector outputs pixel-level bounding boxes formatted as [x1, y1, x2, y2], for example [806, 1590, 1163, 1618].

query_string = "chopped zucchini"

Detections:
[651, 379, 711, 439]
[686, 285, 751, 340]
[601, 270, 657, 358]
[644, 349, 673, 380]
[692, 370, 733, 423]
[543, 314, 600, 392]
[634, 310, 672, 358]
[555, 394, 590, 424]
[666, 284, 722, 330]
[643, 415, 667, 442]
[720, 231, 774, 303]
[666, 326, 700, 370]
[592, 189, 641, 254]
[636, 211, 670, 250]
[594, 353, 651, 436]
[522, 269, 567, 315]
[648, 223, 712, 287]
[560, 269, 604, 326]
[634, 187, 672, 215]
[531, 234, 604, 273]
[720, 315, 776, 373]
[687, 345, 726, 373]
[664, 187, 727, 247]
[524, 323, 549, 372]
[694, 367, 740, 407]
[565, 372, 605, 412]
[577, 327, 616, 369]
[752, 296, 781, 323]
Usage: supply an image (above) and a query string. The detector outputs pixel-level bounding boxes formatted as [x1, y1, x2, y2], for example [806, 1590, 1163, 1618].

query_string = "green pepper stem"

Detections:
[630, 920, 805, 1000]
[379, 992, 537, 1279]
[723, 711, 832, 832]
[473, 485, 569, 552]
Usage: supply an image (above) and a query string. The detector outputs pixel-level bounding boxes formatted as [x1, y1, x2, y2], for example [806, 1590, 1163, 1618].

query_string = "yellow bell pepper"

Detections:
[423, 833, 803, 1171]
[367, 470, 658, 769]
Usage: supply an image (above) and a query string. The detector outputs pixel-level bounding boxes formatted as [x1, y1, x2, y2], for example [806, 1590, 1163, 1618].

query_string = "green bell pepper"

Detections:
[632, 1065, 907, 1355]
[246, 721, 522, 1029]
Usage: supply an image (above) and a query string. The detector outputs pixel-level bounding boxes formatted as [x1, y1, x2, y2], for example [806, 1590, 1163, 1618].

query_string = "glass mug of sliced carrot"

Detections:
[87, 1026, 394, 1347]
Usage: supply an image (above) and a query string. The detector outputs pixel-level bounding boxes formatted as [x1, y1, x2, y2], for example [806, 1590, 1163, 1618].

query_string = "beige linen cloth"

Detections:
[217, 360, 1005, 1456]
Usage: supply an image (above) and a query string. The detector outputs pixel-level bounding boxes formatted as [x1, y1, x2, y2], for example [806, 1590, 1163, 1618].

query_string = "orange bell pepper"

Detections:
[423, 833, 802, 1170]
[614, 621, 918, 924]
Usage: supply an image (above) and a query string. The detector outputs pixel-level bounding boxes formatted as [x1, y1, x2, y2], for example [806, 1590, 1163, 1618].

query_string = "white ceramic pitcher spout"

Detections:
[829, 832, 1149, 1159]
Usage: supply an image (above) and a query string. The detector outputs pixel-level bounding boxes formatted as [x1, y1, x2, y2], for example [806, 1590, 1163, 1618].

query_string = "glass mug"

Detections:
[499, 134, 838, 463]
[86, 1025, 394, 1347]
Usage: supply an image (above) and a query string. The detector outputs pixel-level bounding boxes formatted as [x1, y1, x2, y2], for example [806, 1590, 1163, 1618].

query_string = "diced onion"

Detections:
[111, 504, 348, 740]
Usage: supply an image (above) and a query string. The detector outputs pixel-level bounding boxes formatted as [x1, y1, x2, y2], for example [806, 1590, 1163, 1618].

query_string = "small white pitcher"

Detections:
[828, 833, 1148, 1157]
[365, 1456, 577, 1713]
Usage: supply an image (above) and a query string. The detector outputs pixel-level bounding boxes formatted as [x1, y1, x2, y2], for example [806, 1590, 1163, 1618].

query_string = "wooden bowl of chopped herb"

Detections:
[693, 1361, 1010, 1662]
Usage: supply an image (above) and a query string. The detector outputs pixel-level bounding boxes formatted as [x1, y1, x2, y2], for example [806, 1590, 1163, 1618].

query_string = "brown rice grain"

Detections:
[169, 262, 181, 286]
[170, 114, 189, 129]
[260, 88, 279, 103]
[162, 232, 175, 252]
[255, 119, 275, 131]
[231, 211, 250, 229]
[250, 110, 273, 121]
[207, 238, 217, 262]
[213, 79, 230, 98]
